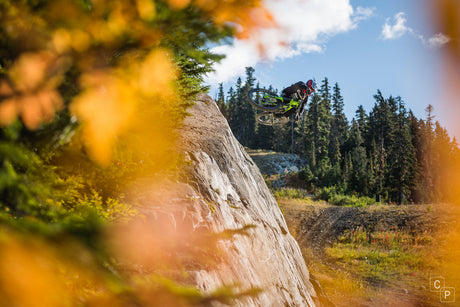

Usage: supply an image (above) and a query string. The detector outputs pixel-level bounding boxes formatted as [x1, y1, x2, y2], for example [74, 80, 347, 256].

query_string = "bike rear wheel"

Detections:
[256, 112, 289, 126]
[247, 88, 283, 111]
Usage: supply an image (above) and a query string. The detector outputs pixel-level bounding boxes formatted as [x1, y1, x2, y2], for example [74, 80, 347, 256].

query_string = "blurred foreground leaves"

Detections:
[0, 0, 273, 305]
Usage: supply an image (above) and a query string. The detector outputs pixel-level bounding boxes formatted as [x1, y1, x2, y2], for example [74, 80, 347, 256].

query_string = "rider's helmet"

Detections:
[307, 80, 317, 92]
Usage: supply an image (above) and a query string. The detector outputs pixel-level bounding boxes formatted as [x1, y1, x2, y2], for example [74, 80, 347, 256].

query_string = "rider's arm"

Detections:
[295, 94, 310, 120]
[296, 89, 306, 101]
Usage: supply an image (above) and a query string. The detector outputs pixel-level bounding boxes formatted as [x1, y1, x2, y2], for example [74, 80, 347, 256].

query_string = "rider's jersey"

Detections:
[281, 81, 308, 101]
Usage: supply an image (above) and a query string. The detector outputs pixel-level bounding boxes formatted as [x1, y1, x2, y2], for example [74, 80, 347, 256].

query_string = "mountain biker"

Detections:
[280, 79, 317, 120]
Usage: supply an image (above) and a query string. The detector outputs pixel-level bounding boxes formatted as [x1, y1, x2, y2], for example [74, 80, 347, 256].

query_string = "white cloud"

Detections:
[206, 0, 374, 84]
[382, 12, 410, 40]
[381, 12, 450, 49]
[207, 42, 260, 83]
[426, 33, 450, 48]
[354, 6, 376, 23]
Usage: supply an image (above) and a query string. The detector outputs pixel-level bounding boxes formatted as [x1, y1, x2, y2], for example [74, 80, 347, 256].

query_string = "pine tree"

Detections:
[367, 91, 390, 201]
[226, 68, 258, 147]
[319, 77, 332, 111]
[316, 79, 332, 162]
[346, 120, 370, 195]
[385, 97, 416, 203]
[216, 83, 227, 118]
[228, 78, 243, 141]
[304, 94, 331, 185]
[238, 67, 257, 147]
[415, 106, 436, 202]
[408, 110, 424, 202]
[329, 82, 348, 165]
[305, 94, 320, 168]
[226, 86, 237, 128]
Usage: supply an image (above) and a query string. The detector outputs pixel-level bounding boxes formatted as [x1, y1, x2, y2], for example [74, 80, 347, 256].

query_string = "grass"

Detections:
[315, 187, 375, 207]
[273, 187, 375, 207]
[276, 188, 451, 306]
[321, 227, 441, 305]
[273, 187, 309, 199]
[308, 227, 439, 305]
[302, 247, 384, 306]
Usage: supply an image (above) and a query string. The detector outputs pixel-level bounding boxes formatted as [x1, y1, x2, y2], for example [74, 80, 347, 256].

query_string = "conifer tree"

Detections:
[226, 86, 237, 129]
[226, 68, 257, 147]
[239, 67, 257, 147]
[254, 83, 276, 149]
[408, 110, 424, 202]
[216, 83, 227, 118]
[385, 97, 416, 203]
[347, 120, 370, 194]
[329, 83, 348, 165]
[305, 94, 320, 167]
[314, 79, 332, 178]
[416, 106, 436, 202]
[319, 77, 331, 110]
[228, 78, 243, 141]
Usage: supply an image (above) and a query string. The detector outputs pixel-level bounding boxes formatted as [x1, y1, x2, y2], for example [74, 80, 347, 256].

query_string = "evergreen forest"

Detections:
[217, 67, 460, 204]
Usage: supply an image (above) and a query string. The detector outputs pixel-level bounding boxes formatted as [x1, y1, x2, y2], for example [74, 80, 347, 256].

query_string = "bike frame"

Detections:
[263, 94, 301, 113]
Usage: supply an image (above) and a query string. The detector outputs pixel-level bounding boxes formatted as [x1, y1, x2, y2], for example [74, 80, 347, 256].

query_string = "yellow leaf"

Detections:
[138, 49, 177, 99]
[167, 0, 192, 10]
[137, 0, 156, 20]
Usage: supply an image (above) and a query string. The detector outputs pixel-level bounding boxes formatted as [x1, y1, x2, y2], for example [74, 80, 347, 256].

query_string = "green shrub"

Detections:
[314, 186, 339, 202]
[273, 188, 308, 199]
[315, 187, 374, 207]
[329, 194, 374, 207]
[298, 167, 314, 182]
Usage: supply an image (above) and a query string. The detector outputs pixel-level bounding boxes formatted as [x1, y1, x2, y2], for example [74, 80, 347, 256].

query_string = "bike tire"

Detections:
[247, 88, 283, 111]
[256, 112, 289, 126]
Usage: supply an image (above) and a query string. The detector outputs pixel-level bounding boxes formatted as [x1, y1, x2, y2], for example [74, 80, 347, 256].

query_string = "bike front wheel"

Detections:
[247, 88, 283, 111]
[256, 112, 289, 126]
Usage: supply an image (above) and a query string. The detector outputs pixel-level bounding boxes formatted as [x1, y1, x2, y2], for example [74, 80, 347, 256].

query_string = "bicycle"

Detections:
[247, 88, 303, 126]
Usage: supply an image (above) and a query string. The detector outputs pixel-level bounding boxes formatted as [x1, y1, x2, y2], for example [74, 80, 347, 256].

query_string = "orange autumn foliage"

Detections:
[0, 0, 275, 165]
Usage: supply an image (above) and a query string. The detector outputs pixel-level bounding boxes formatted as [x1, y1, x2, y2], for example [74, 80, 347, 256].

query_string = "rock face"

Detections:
[248, 150, 309, 177]
[174, 93, 319, 306]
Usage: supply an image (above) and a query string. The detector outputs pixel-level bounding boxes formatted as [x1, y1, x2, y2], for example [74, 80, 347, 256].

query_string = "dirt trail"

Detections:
[294, 204, 437, 255]
[279, 198, 459, 307]
[281, 199, 439, 254]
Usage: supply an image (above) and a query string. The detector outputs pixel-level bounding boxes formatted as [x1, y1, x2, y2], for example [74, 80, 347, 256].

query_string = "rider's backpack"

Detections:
[281, 81, 308, 100]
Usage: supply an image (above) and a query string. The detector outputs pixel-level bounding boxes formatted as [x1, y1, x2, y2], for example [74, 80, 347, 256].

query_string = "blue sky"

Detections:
[206, 0, 453, 134]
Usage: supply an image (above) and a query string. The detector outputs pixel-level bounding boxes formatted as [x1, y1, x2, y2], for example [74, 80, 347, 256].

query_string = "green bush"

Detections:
[315, 187, 374, 207]
[314, 186, 339, 202]
[329, 194, 374, 207]
[274, 188, 308, 199]
[298, 167, 314, 182]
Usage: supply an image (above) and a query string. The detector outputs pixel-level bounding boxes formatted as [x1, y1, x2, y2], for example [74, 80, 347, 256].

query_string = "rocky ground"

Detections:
[246, 149, 308, 188]
[246, 149, 308, 176]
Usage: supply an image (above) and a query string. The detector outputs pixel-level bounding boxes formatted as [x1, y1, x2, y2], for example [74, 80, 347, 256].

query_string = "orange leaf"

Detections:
[0, 98, 18, 126]
[167, 0, 191, 10]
